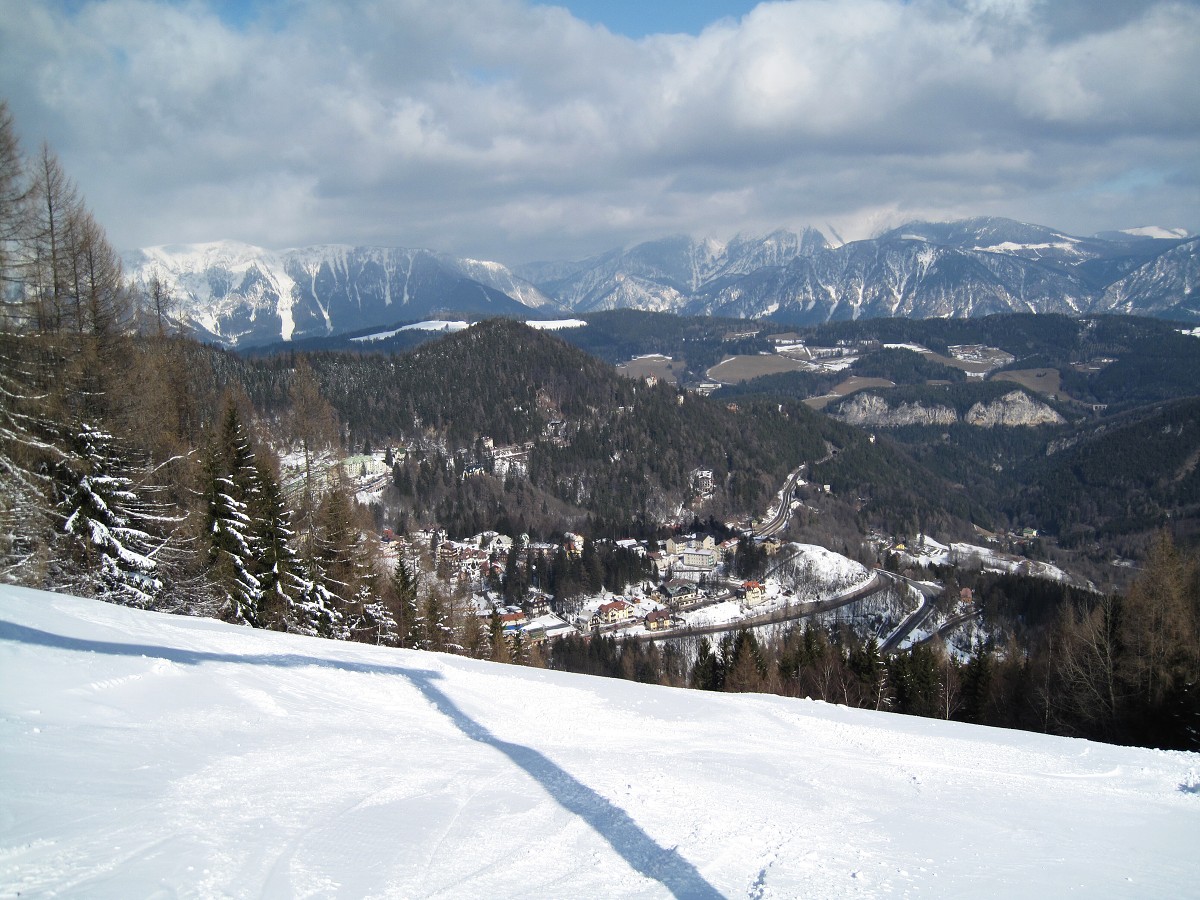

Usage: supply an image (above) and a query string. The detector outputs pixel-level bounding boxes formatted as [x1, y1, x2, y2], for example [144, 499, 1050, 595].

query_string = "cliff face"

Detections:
[837, 390, 1063, 428]
[836, 393, 958, 427]
[965, 391, 1066, 428]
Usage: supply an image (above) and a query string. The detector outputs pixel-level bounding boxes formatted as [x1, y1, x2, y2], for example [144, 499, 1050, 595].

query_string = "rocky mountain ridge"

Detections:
[125, 241, 554, 347]
[126, 218, 1197, 347]
[837, 390, 1066, 429]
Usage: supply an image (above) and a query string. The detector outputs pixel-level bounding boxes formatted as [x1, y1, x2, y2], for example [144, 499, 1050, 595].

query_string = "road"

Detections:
[633, 570, 890, 643]
[878, 573, 943, 652]
[752, 449, 837, 538]
[908, 610, 983, 649]
[752, 467, 806, 538]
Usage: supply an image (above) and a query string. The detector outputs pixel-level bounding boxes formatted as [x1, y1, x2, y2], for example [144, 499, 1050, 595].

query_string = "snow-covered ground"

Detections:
[350, 319, 584, 342]
[3, 587, 1198, 898]
[525, 319, 587, 330]
[350, 320, 473, 341]
[901, 535, 1090, 589]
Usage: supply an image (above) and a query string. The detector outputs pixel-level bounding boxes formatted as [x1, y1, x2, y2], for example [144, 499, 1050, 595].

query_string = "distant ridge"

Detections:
[127, 219, 1198, 346]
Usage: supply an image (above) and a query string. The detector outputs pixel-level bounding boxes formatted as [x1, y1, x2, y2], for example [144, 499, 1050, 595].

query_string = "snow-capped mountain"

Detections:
[692, 233, 1093, 321]
[520, 218, 1195, 323]
[124, 242, 556, 347]
[128, 220, 1196, 346]
[514, 228, 828, 313]
[1098, 237, 1200, 319]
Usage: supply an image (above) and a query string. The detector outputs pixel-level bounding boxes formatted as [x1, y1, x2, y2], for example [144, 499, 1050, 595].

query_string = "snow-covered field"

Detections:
[2, 587, 1198, 898]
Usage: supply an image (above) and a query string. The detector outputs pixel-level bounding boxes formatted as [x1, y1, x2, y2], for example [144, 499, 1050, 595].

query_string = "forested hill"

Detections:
[209, 319, 963, 537]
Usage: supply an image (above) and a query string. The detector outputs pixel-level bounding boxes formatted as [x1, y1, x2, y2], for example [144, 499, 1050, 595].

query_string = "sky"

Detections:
[2, 0, 1198, 264]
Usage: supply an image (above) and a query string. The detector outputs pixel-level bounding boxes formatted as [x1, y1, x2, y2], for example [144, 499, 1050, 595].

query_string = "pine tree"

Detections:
[691, 638, 722, 691]
[388, 556, 423, 648]
[54, 422, 176, 607]
[201, 402, 264, 625]
[250, 458, 308, 630]
[423, 590, 452, 652]
[488, 608, 511, 663]
[461, 604, 489, 659]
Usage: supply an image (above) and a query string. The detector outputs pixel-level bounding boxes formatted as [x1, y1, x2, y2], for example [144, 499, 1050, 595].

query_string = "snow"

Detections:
[1120, 226, 1190, 240]
[525, 319, 587, 330]
[901, 536, 1089, 588]
[3, 587, 1199, 898]
[349, 320, 472, 341]
[347, 319, 582, 342]
[881, 343, 930, 353]
[974, 241, 1080, 254]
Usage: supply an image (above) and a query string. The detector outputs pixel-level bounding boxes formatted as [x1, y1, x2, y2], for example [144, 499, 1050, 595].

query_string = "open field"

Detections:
[706, 354, 809, 383]
[992, 367, 1065, 397]
[805, 376, 897, 409]
[933, 344, 1014, 376]
[616, 354, 687, 384]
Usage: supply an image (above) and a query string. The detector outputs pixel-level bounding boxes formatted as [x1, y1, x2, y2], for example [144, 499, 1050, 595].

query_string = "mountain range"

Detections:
[125, 218, 1197, 347]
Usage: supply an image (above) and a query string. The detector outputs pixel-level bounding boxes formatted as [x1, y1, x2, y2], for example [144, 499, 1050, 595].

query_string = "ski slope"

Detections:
[1, 586, 1197, 898]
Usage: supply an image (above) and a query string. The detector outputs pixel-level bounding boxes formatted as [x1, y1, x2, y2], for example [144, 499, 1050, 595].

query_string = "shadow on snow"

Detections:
[0, 618, 724, 899]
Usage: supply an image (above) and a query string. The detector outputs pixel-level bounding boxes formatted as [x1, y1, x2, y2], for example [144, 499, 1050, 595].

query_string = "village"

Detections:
[345, 431, 1076, 659]
[377, 526, 797, 646]
[366, 511, 998, 664]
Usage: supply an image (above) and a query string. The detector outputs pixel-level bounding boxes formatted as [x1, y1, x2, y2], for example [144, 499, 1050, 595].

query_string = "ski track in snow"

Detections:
[1, 585, 1198, 898]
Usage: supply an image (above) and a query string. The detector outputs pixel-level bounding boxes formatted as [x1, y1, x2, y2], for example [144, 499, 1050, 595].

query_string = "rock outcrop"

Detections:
[836, 394, 958, 427]
[965, 391, 1065, 427]
[837, 390, 1064, 428]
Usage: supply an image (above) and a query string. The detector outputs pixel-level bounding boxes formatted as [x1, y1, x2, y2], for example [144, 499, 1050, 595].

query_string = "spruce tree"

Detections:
[250, 458, 308, 630]
[55, 422, 174, 607]
[201, 402, 264, 625]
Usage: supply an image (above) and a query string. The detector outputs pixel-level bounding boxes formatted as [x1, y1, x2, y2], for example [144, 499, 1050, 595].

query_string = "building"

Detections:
[591, 600, 632, 628]
[740, 581, 765, 605]
[645, 608, 673, 631]
[658, 580, 699, 608]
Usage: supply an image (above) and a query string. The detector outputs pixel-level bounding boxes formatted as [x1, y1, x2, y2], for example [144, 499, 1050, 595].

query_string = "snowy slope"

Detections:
[2, 587, 1198, 898]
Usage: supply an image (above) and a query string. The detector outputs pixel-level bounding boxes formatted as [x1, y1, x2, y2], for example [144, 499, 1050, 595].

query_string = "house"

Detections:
[599, 600, 631, 623]
[521, 626, 547, 647]
[473, 531, 513, 554]
[499, 611, 527, 632]
[524, 614, 575, 641]
[645, 608, 673, 631]
[658, 580, 699, 607]
[960, 587, 975, 605]
[666, 534, 716, 555]
[591, 600, 632, 628]
[666, 533, 719, 582]
[486, 440, 535, 478]
[740, 581, 765, 605]
[563, 533, 584, 557]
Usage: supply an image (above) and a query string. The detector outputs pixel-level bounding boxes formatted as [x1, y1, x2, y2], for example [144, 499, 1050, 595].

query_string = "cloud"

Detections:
[1, 0, 1197, 262]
